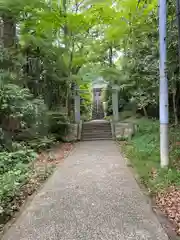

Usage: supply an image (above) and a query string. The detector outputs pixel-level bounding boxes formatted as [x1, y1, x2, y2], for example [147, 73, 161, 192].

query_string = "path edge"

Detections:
[1, 142, 77, 239]
[116, 141, 179, 240]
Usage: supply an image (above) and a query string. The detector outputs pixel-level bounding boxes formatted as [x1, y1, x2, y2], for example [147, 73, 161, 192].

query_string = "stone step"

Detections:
[81, 132, 112, 137]
[82, 127, 111, 131]
[82, 137, 112, 141]
[83, 123, 110, 127]
[92, 104, 104, 119]
[83, 125, 111, 128]
[81, 137, 112, 141]
[82, 134, 112, 138]
[82, 129, 111, 133]
[82, 132, 112, 140]
[82, 130, 111, 134]
[81, 121, 112, 141]
[82, 131, 111, 134]
[83, 122, 109, 125]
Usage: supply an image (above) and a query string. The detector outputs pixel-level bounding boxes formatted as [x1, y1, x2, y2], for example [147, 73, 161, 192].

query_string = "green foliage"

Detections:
[27, 135, 56, 152]
[102, 87, 113, 115]
[0, 166, 29, 205]
[1, 0, 180, 224]
[0, 84, 32, 117]
[0, 148, 37, 216]
[48, 111, 69, 140]
[0, 82, 50, 150]
[79, 83, 92, 120]
[0, 149, 37, 174]
[0, 83, 47, 125]
[122, 118, 180, 193]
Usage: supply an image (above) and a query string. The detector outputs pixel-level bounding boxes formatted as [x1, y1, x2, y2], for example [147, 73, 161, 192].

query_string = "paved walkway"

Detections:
[3, 141, 168, 240]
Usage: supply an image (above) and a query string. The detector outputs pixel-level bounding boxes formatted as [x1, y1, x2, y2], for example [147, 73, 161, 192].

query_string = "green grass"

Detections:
[122, 117, 180, 194]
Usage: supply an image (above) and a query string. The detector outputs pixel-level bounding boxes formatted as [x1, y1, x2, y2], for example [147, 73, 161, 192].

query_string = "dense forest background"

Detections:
[1, 0, 180, 235]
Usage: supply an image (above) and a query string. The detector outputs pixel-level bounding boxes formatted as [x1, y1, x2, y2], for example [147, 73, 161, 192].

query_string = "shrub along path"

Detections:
[0, 142, 73, 237]
[2, 141, 168, 240]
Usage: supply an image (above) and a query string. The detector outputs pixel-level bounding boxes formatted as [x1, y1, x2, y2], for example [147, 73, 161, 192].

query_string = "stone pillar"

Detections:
[103, 101, 108, 117]
[74, 92, 80, 123]
[112, 85, 119, 122]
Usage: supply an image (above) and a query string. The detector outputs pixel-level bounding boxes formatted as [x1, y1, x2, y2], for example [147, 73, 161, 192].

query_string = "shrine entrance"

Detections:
[74, 85, 119, 123]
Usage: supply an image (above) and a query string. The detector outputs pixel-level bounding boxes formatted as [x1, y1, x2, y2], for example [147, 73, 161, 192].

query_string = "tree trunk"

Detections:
[68, 95, 72, 117]
[0, 18, 3, 46]
[142, 106, 148, 117]
[109, 46, 113, 66]
[1, 16, 16, 70]
[3, 16, 16, 48]
[172, 89, 178, 125]
[66, 88, 70, 116]
[176, 0, 180, 66]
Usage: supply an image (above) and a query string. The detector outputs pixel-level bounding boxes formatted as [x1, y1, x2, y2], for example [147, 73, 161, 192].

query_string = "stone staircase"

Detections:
[92, 95, 104, 120]
[81, 121, 112, 141]
[92, 106, 104, 119]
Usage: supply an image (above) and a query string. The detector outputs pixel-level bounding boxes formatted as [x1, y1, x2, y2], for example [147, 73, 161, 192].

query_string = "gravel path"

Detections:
[2, 141, 169, 240]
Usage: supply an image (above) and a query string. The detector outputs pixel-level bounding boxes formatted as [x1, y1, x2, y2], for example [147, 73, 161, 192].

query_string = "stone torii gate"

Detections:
[111, 85, 119, 122]
[74, 88, 81, 123]
[74, 87, 91, 123]
[74, 85, 120, 123]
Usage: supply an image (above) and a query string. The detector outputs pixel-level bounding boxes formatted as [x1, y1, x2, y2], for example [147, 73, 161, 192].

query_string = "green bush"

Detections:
[0, 84, 35, 124]
[47, 111, 69, 140]
[0, 150, 37, 174]
[121, 101, 138, 116]
[0, 83, 49, 149]
[27, 135, 56, 152]
[79, 84, 92, 120]
[0, 128, 13, 151]
[0, 149, 37, 216]
[122, 118, 180, 193]
[0, 164, 30, 204]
